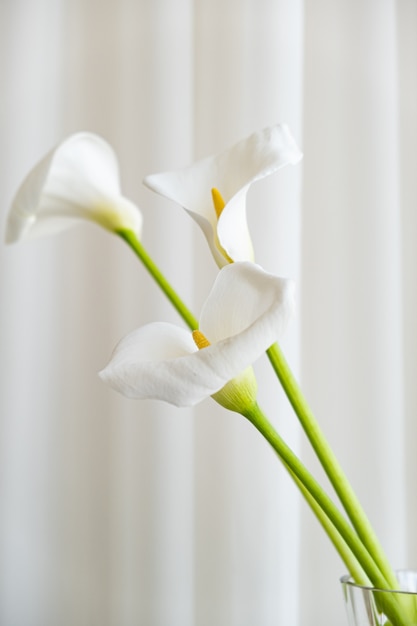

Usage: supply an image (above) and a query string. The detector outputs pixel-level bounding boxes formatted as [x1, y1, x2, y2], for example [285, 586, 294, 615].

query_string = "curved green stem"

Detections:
[246, 404, 417, 624]
[115, 227, 403, 611]
[266, 341, 398, 590]
[117, 228, 198, 330]
[286, 463, 370, 586]
[242, 402, 390, 590]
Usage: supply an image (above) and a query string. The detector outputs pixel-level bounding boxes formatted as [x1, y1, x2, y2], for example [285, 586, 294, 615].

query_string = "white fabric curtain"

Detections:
[0, 1, 415, 625]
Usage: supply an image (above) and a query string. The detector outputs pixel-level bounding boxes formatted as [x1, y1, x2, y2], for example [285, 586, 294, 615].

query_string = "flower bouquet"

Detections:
[6, 125, 417, 625]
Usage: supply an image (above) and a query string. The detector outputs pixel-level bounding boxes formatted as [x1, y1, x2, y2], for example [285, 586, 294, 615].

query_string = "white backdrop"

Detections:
[0, 1, 416, 625]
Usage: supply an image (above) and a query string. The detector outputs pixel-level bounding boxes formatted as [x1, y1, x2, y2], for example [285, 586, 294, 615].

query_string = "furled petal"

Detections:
[99, 262, 295, 407]
[6, 133, 142, 243]
[199, 262, 295, 343]
[144, 124, 302, 266]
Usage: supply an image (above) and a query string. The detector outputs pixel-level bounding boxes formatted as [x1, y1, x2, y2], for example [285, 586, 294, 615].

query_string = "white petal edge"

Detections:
[143, 124, 301, 264]
[99, 262, 295, 407]
[199, 262, 295, 342]
[143, 124, 302, 218]
[6, 132, 142, 243]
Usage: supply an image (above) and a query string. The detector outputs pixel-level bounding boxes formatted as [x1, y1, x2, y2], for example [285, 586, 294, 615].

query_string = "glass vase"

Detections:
[340, 570, 417, 626]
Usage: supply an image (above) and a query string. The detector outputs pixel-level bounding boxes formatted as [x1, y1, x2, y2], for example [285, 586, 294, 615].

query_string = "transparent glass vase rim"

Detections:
[340, 570, 417, 596]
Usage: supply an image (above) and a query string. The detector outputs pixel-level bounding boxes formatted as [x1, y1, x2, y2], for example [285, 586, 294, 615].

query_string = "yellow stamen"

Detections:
[192, 329, 211, 350]
[211, 187, 226, 219]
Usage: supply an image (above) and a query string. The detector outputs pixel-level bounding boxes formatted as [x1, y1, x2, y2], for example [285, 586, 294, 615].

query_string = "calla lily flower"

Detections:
[144, 124, 302, 267]
[99, 262, 295, 409]
[5, 133, 142, 243]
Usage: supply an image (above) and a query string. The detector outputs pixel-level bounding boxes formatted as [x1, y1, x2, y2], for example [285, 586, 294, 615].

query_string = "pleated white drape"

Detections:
[300, 1, 417, 622]
[0, 2, 415, 626]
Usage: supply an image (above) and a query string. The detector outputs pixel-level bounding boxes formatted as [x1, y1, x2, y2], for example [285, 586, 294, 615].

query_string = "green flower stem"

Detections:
[116, 228, 402, 607]
[286, 463, 370, 586]
[117, 228, 198, 330]
[116, 227, 366, 580]
[242, 402, 390, 589]
[266, 341, 399, 590]
[244, 404, 417, 626]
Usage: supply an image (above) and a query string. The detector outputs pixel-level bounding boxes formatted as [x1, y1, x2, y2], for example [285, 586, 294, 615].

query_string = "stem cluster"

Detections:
[117, 227, 416, 626]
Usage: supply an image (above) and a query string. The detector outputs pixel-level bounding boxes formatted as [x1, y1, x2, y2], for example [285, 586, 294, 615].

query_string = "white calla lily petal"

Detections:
[199, 262, 295, 342]
[100, 262, 295, 407]
[6, 133, 142, 243]
[144, 124, 302, 266]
